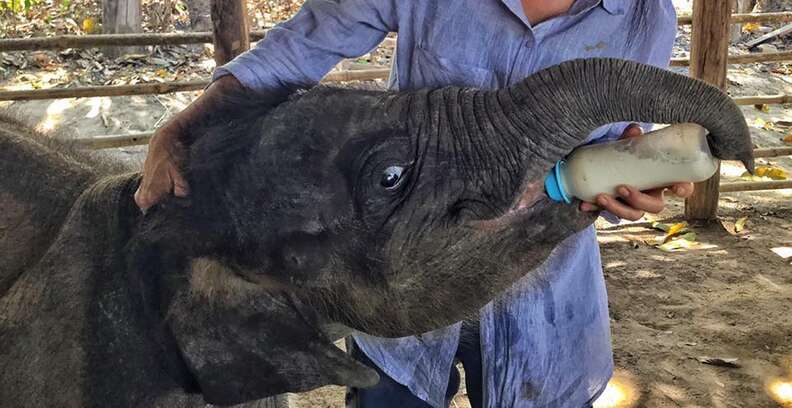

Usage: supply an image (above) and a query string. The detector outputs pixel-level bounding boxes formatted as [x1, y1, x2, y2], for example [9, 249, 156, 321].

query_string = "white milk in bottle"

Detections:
[544, 123, 719, 203]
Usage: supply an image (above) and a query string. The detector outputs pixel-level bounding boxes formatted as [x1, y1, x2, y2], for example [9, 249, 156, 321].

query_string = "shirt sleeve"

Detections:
[213, 0, 398, 92]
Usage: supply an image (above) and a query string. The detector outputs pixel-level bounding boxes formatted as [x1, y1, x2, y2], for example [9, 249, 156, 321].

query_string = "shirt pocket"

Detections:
[410, 45, 497, 89]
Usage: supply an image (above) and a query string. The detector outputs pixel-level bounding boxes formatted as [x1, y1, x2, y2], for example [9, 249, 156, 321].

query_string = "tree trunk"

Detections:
[102, 0, 144, 58]
[210, 0, 250, 66]
[186, 0, 212, 32]
[685, 0, 732, 221]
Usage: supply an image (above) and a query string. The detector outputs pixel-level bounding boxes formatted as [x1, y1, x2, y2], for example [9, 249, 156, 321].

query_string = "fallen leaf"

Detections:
[758, 165, 788, 180]
[651, 222, 692, 246]
[742, 22, 761, 33]
[658, 237, 701, 252]
[697, 356, 741, 368]
[734, 217, 748, 233]
[651, 222, 671, 232]
[754, 103, 770, 113]
[784, 133, 792, 144]
[666, 222, 688, 238]
[155, 68, 168, 77]
[741, 165, 789, 181]
[82, 17, 96, 33]
[678, 231, 697, 242]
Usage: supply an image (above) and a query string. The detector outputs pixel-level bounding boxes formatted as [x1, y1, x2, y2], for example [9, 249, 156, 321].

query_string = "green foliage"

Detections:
[0, 0, 42, 13]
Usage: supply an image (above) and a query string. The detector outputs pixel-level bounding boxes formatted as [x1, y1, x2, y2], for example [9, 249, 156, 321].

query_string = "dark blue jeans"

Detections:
[346, 321, 483, 408]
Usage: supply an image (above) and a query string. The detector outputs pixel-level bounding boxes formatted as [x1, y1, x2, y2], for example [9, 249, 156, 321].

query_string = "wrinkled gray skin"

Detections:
[0, 59, 753, 407]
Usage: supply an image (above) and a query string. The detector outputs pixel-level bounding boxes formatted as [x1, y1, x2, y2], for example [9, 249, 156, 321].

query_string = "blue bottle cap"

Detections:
[544, 160, 572, 204]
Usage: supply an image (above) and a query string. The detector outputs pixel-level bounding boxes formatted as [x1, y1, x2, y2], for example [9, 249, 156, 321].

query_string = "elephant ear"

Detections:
[168, 259, 379, 406]
[0, 117, 117, 294]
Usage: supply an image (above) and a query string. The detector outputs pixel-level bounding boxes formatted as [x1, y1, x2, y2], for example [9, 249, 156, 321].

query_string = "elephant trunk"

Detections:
[493, 58, 754, 174]
[444, 58, 754, 210]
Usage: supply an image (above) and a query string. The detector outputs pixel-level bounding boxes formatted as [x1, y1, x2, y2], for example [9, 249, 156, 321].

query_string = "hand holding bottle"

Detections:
[575, 124, 696, 221]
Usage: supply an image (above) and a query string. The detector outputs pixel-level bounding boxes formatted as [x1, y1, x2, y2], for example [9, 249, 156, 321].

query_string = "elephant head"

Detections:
[128, 58, 753, 404]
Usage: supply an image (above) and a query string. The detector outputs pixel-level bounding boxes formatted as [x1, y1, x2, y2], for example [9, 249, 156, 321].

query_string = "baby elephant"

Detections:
[0, 58, 753, 407]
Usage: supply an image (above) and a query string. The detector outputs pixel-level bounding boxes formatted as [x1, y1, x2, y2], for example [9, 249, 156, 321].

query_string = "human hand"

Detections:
[579, 124, 694, 221]
[133, 122, 190, 211]
[133, 75, 244, 212]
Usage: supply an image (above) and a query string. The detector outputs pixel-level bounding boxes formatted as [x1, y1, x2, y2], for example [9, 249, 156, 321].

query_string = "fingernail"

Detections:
[597, 195, 609, 206]
[618, 187, 630, 197]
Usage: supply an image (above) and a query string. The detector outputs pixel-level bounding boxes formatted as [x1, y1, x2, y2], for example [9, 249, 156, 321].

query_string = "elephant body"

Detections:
[0, 59, 753, 406]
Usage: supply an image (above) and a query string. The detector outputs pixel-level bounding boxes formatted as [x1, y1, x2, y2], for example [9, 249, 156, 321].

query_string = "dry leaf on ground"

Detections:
[741, 165, 789, 181]
[754, 103, 770, 113]
[742, 22, 761, 33]
[734, 217, 748, 233]
[754, 117, 775, 131]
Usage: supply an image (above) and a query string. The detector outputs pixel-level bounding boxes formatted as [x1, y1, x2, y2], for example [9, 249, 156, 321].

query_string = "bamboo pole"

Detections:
[753, 146, 792, 158]
[0, 69, 392, 101]
[732, 94, 792, 105]
[1, 11, 790, 52]
[0, 31, 268, 52]
[73, 132, 154, 149]
[720, 180, 792, 192]
[0, 81, 208, 101]
[324, 68, 391, 82]
[685, 0, 731, 221]
[745, 23, 792, 49]
[678, 11, 792, 25]
[670, 50, 792, 67]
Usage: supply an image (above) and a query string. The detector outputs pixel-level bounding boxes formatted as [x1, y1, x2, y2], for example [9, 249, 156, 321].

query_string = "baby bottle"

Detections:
[544, 123, 719, 203]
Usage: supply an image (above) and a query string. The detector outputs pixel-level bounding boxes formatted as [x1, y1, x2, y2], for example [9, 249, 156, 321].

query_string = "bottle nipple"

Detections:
[544, 161, 572, 204]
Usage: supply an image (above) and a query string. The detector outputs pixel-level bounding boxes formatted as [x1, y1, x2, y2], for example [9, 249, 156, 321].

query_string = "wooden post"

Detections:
[102, 0, 143, 58]
[685, 0, 732, 221]
[187, 0, 213, 32]
[210, 0, 250, 66]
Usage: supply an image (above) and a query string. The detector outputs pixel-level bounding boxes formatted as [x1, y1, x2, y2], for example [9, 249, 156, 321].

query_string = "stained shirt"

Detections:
[214, 1, 677, 407]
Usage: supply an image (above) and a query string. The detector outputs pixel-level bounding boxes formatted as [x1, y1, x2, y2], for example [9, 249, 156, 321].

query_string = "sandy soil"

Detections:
[602, 192, 792, 408]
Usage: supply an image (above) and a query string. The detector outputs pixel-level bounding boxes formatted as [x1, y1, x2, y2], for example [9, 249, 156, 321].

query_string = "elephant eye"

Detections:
[380, 165, 405, 189]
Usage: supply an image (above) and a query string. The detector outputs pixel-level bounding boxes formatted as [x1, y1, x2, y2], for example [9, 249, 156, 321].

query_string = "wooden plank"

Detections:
[0, 81, 208, 101]
[0, 31, 268, 52]
[72, 132, 154, 149]
[732, 94, 792, 105]
[745, 22, 792, 49]
[670, 50, 792, 66]
[102, 0, 143, 58]
[685, 0, 731, 221]
[753, 146, 792, 158]
[0, 69, 391, 101]
[678, 11, 792, 25]
[210, 0, 250, 66]
[720, 180, 792, 192]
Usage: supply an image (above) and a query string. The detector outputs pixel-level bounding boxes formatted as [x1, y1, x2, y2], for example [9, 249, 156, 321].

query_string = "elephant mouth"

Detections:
[467, 178, 549, 230]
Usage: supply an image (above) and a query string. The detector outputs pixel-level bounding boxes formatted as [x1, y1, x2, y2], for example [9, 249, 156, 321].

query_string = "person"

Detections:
[135, 1, 692, 406]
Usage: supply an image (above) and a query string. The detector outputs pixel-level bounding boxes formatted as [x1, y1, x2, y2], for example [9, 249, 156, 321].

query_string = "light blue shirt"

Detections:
[216, 1, 676, 406]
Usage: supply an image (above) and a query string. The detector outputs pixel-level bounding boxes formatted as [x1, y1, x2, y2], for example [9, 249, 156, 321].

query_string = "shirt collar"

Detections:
[502, 0, 625, 25]
[601, 0, 625, 15]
